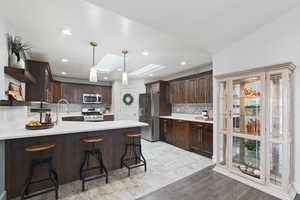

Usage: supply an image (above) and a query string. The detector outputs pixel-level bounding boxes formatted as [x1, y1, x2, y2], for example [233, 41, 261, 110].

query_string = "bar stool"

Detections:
[120, 132, 147, 176]
[80, 136, 108, 191]
[21, 143, 59, 200]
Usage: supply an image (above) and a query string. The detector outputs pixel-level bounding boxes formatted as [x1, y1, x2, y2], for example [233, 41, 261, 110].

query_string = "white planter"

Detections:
[16, 59, 25, 69]
[9, 54, 18, 67]
[9, 54, 25, 69]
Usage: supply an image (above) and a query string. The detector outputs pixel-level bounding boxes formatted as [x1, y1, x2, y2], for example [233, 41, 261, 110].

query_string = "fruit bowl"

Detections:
[25, 122, 54, 130]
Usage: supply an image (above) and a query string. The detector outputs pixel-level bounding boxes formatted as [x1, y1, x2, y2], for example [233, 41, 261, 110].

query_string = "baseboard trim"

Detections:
[0, 190, 6, 200]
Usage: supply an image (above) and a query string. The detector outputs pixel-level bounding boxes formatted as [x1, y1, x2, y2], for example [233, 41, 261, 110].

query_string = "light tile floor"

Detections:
[17, 140, 213, 200]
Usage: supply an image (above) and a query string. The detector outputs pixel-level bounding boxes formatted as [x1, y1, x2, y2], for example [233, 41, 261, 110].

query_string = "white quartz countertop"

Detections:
[0, 120, 148, 140]
[160, 113, 213, 124]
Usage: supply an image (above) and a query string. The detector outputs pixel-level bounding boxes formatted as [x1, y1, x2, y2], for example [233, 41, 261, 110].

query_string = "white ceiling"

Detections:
[88, 0, 300, 53]
[1, 0, 211, 81]
[2, 0, 299, 82]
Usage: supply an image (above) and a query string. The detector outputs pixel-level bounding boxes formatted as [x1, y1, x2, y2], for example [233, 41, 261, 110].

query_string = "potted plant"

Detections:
[7, 33, 31, 68]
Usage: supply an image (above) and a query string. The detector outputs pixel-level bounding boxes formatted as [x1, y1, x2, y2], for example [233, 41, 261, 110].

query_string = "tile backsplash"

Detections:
[172, 104, 213, 116]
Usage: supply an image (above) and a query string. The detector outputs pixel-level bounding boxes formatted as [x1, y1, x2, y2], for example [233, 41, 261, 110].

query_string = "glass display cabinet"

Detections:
[215, 63, 296, 200]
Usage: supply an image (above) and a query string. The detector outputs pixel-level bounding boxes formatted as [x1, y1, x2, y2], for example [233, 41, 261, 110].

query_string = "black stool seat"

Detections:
[21, 143, 58, 200]
[120, 132, 147, 176]
[80, 136, 108, 191]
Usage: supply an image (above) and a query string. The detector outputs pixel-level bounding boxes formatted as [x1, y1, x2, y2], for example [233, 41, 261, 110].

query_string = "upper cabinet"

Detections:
[25, 60, 112, 104]
[60, 82, 112, 104]
[169, 70, 213, 104]
[145, 81, 172, 115]
[25, 60, 53, 102]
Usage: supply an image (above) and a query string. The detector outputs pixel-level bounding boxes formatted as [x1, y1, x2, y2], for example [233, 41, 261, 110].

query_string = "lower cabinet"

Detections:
[172, 120, 190, 150]
[160, 118, 213, 158]
[160, 119, 173, 144]
[190, 122, 213, 158]
[103, 114, 114, 121]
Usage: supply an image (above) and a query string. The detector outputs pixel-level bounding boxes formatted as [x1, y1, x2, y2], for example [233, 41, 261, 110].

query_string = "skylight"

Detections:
[130, 64, 166, 76]
[95, 54, 123, 73]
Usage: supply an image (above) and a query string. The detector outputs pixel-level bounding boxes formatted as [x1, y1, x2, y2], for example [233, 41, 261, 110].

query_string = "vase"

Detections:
[9, 54, 18, 67]
[16, 58, 25, 69]
[9, 54, 25, 69]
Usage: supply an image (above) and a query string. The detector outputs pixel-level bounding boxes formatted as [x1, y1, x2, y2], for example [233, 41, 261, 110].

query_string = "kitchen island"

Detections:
[3, 120, 148, 199]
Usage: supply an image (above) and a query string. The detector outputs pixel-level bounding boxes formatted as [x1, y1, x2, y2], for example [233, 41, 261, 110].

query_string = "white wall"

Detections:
[112, 79, 145, 120]
[0, 19, 23, 101]
[212, 5, 300, 192]
[0, 18, 8, 200]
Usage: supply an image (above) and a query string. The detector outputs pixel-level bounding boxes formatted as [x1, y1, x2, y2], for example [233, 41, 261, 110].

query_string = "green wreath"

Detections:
[123, 93, 134, 105]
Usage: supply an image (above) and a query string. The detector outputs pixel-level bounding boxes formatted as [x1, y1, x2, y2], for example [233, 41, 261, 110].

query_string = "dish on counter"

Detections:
[26, 121, 54, 130]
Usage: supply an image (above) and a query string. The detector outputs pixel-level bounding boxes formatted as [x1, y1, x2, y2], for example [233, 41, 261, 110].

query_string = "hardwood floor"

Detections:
[138, 165, 298, 200]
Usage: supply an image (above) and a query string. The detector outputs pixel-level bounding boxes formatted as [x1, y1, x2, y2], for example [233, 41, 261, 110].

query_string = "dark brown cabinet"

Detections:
[172, 120, 190, 150]
[60, 83, 112, 104]
[25, 60, 53, 102]
[169, 71, 213, 104]
[51, 81, 61, 103]
[190, 122, 213, 158]
[103, 115, 114, 121]
[145, 81, 171, 115]
[169, 80, 186, 104]
[160, 118, 173, 144]
[160, 118, 213, 158]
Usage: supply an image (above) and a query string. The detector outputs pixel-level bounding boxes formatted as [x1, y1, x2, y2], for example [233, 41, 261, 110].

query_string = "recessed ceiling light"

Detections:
[142, 51, 149, 56]
[61, 72, 67, 75]
[117, 68, 122, 71]
[180, 61, 186, 66]
[149, 74, 153, 77]
[61, 58, 69, 63]
[104, 77, 108, 80]
[62, 29, 72, 36]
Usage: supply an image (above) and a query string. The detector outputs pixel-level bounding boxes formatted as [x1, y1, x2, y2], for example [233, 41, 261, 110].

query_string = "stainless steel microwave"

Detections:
[82, 94, 102, 104]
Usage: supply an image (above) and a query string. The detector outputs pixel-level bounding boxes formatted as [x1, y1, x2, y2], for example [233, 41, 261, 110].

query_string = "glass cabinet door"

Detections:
[218, 81, 229, 166]
[230, 75, 265, 182]
[267, 72, 285, 186]
[232, 76, 261, 136]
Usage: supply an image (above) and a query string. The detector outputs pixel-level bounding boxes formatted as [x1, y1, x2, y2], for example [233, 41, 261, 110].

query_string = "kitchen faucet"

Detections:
[55, 98, 70, 125]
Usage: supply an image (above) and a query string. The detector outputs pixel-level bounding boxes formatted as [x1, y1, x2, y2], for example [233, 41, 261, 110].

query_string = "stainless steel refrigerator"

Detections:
[139, 93, 160, 142]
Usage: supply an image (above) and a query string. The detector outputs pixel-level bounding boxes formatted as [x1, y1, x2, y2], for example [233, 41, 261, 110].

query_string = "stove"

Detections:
[81, 108, 103, 122]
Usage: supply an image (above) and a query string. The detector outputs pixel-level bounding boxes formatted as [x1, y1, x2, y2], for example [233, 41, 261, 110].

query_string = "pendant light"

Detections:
[122, 50, 128, 85]
[89, 42, 98, 82]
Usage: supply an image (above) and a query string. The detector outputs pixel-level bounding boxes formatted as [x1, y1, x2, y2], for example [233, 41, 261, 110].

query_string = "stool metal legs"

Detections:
[120, 137, 147, 176]
[21, 157, 59, 200]
[80, 147, 108, 191]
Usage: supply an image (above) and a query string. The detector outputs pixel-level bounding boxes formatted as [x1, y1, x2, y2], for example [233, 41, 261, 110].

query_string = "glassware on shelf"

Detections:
[232, 76, 261, 136]
[232, 137, 261, 179]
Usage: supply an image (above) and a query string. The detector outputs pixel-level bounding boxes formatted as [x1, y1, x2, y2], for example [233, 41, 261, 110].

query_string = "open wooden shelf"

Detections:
[4, 66, 37, 84]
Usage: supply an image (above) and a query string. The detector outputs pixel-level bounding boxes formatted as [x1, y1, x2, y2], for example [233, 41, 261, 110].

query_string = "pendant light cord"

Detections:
[123, 52, 126, 72]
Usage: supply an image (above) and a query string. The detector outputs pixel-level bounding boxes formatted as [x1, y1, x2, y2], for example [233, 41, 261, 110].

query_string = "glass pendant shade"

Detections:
[89, 66, 97, 82]
[122, 50, 128, 85]
[122, 71, 128, 85]
[89, 41, 98, 82]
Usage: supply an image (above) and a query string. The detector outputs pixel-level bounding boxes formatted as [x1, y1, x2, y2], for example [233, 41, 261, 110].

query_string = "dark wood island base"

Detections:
[5, 127, 141, 199]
